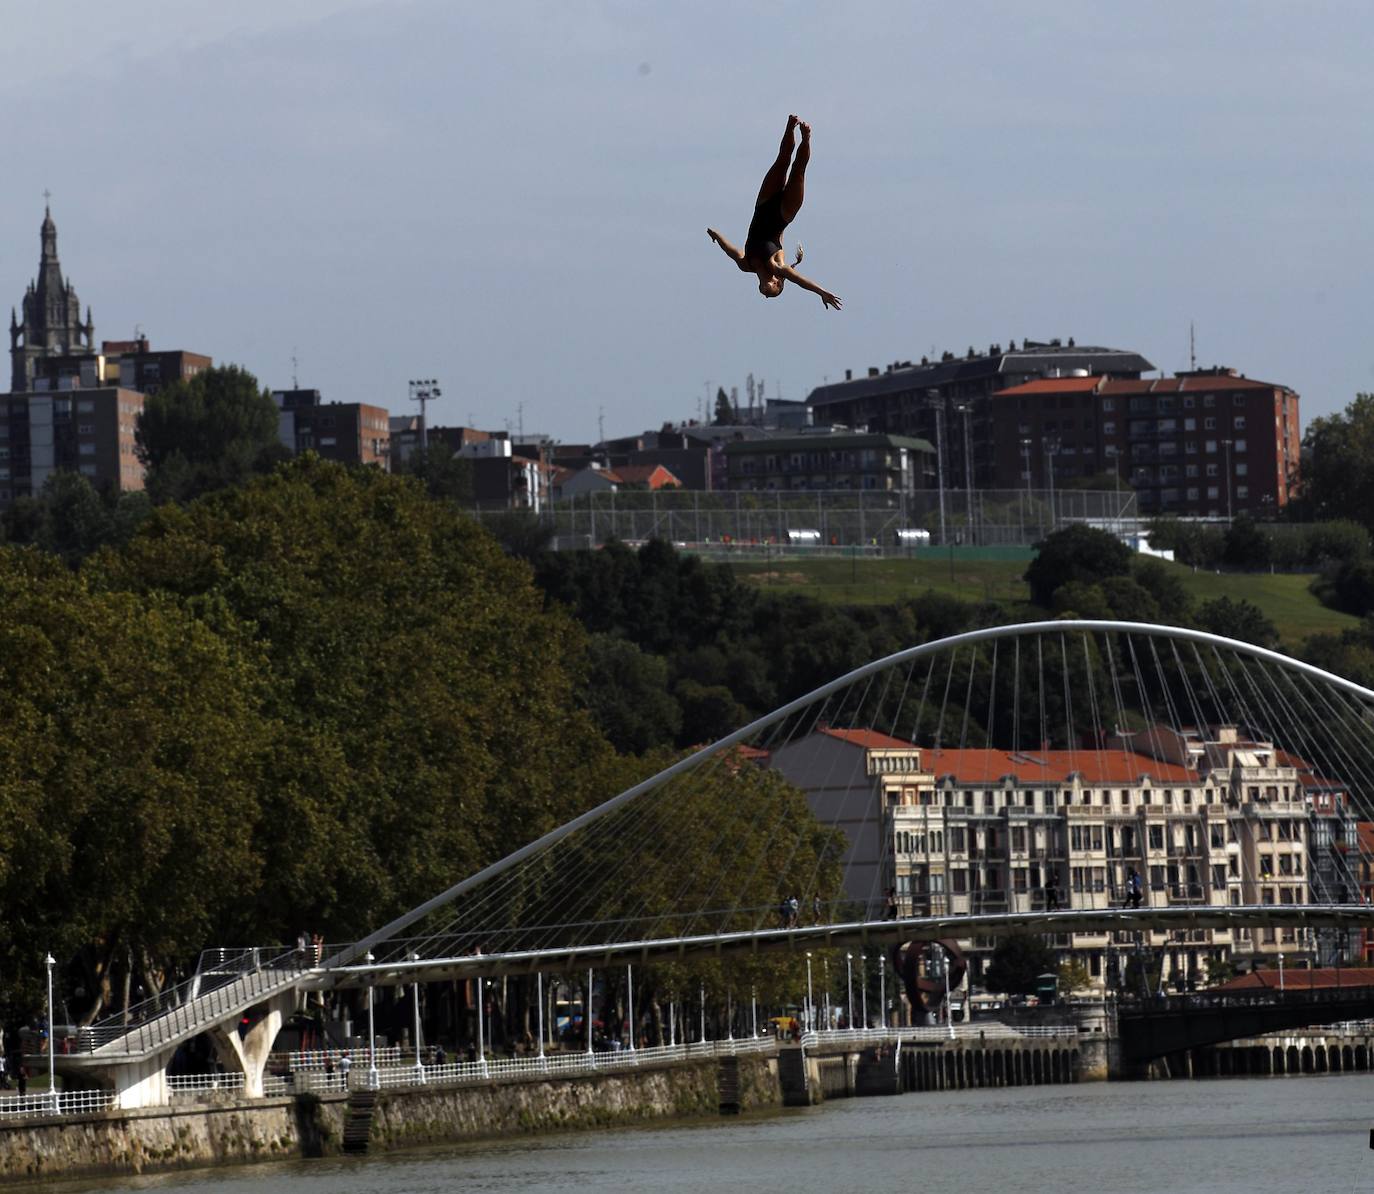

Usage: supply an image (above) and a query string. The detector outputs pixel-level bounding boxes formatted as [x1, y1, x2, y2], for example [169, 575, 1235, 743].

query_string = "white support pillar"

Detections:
[627, 965, 636, 1053]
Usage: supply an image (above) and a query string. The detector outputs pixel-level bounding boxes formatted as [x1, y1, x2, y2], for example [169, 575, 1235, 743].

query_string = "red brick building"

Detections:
[990, 367, 1300, 518]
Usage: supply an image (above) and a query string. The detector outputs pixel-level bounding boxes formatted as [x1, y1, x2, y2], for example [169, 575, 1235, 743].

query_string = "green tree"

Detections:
[399, 440, 474, 502]
[135, 364, 289, 504]
[1057, 959, 1092, 995]
[1129, 558, 1193, 623]
[712, 387, 733, 425]
[91, 457, 612, 942]
[984, 932, 1056, 996]
[1025, 526, 1133, 608]
[581, 635, 683, 754]
[1, 472, 152, 566]
[0, 548, 269, 1021]
[1303, 393, 1374, 529]
[1222, 514, 1272, 571]
[1195, 596, 1279, 649]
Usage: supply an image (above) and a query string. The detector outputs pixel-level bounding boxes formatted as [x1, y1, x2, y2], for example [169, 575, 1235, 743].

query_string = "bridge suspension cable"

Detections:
[330, 621, 1374, 990]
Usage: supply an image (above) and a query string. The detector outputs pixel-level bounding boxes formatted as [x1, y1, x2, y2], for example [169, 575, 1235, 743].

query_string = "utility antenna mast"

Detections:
[409, 378, 441, 452]
[291, 348, 299, 390]
[598, 405, 605, 444]
[1189, 322, 1197, 371]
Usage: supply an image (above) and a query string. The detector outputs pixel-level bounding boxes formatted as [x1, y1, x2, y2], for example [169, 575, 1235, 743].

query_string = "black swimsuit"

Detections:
[744, 192, 788, 264]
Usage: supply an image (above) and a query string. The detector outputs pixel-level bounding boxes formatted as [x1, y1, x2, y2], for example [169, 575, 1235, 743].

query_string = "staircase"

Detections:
[716, 1056, 741, 1114]
[342, 1089, 377, 1155]
[777, 1046, 812, 1107]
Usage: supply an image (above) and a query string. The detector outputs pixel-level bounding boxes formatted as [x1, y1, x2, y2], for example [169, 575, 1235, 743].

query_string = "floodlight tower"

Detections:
[409, 379, 442, 452]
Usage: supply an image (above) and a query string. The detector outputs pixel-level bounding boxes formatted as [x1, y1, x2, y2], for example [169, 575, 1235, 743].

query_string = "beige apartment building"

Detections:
[777, 725, 1315, 992]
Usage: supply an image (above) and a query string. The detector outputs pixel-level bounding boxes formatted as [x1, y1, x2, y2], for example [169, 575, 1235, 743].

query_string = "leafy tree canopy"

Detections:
[1302, 393, 1374, 529]
[984, 932, 1056, 996]
[1025, 525, 1133, 608]
[135, 364, 289, 504]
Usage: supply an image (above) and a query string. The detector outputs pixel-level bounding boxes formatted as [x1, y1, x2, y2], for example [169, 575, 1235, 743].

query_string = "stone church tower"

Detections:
[9, 205, 96, 392]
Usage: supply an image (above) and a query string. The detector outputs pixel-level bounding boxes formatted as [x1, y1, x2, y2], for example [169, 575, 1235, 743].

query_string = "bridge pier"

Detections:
[209, 990, 296, 1099]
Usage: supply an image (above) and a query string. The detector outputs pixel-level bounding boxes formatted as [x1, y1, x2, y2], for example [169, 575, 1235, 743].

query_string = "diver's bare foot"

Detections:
[798, 120, 811, 141]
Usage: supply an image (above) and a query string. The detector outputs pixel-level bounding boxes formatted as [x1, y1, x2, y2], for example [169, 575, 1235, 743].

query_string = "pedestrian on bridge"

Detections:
[337, 1051, 352, 1090]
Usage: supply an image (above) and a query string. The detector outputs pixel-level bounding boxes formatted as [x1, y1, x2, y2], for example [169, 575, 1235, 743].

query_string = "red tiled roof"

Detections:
[1101, 376, 1284, 395]
[994, 377, 1105, 396]
[995, 374, 1290, 399]
[818, 727, 916, 750]
[612, 464, 682, 488]
[923, 748, 1199, 785]
[1217, 967, 1374, 991]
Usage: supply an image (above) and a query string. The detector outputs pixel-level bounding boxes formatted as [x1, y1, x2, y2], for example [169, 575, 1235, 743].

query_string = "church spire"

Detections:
[11, 200, 95, 391]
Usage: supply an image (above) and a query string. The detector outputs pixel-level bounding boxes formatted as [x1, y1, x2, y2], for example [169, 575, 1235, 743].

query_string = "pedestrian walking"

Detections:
[884, 887, 898, 920]
[16, 1065, 27, 1097]
[337, 1051, 352, 1090]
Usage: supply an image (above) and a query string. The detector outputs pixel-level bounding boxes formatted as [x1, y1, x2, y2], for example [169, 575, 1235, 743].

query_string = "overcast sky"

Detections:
[2, 1, 1371, 441]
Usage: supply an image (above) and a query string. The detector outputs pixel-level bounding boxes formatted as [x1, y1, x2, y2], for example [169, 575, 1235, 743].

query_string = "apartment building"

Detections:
[721, 431, 934, 493]
[804, 340, 1153, 489]
[274, 389, 390, 468]
[771, 725, 1322, 992]
[0, 387, 145, 502]
[990, 368, 1300, 517]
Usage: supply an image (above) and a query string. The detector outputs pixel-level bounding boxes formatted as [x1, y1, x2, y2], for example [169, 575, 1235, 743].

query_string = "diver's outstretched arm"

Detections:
[707, 228, 746, 267]
[775, 263, 841, 310]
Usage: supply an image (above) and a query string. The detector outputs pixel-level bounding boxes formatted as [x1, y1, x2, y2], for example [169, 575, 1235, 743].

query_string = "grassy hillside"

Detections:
[724, 554, 1359, 648]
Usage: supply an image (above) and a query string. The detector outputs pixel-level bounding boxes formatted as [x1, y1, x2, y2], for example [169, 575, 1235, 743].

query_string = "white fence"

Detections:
[263, 1036, 777, 1096]
[0, 1089, 116, 1119]
[0, 1022, 1078, 1121]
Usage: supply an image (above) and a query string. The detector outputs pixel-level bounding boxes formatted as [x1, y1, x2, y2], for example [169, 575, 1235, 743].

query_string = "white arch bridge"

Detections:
[42, 621, 1374, 1107]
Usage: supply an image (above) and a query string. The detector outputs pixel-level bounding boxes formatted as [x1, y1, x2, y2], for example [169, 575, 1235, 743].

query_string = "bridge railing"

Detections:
[260, 1036, 777, 1097]
[1121, 986, 1374, 1017]
[801, 1024, 1077, 1050]
[70, 944, 306, 1055]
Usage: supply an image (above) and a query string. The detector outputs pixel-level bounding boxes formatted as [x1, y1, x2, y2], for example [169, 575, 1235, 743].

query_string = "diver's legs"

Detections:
[781, 121, 811, 222]
[754, 114, 799, 206]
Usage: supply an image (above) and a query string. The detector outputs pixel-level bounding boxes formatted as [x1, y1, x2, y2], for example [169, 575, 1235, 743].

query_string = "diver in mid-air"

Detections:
[707, 115, 842, 310]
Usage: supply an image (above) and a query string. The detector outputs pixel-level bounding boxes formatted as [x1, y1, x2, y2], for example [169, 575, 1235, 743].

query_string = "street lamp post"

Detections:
[409, 954, 425, 1082]
[1278, 951, 1285, 993]
[364, 951, 379, 1090]
[1020, 437, 1034, 541]
[751, 985, 758, 1038]
[1044, 436, 1061, 533]
[955, 401, 975, 544]
[44, 953, 58, 1114]
[586, 969, 594, 1057]
[943, 948, 955, 1040]
[927, 392, 946, 547]
[860, 955, 867, 1030]
[700, 983, 707, 1044]
[846, 953, 854, 1031]
[879, 954, 886, 1030]
[536, 971, 546, 1063]
[627, 964, 636, 1053]
[822, 958, 830, 1031]
[805, 953, 814, 1033]
[1222, 438, 1234, 522]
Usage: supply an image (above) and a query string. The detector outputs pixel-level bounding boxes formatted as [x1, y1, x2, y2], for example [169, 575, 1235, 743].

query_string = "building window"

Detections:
[1183, 418, 1196, 431]
[1236, 485, 1249, 499]
[1235, 462, 1248, 477]
[1207, 485, 1219, 499]
[78, 442, 96, 456]
[78, 423, 95, 434]
[1233, 416, 1246, 430]
[1103, 421, 1115, 434]
[1234, 438, 1247, 453]
[1206, 463, 1219, 477]
[1204, 417, 1216, 430]
[79, 463, 97, 477]
[77, 400, 95, 413]
[1102, 398, 1115, 412]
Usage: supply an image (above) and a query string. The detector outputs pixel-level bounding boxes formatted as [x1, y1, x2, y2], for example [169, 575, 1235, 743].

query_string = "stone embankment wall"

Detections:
[0, 1056, 779, 1186]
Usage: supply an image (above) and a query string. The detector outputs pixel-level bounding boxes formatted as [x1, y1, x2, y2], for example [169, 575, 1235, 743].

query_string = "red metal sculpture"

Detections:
[890, 938, 967, 1016]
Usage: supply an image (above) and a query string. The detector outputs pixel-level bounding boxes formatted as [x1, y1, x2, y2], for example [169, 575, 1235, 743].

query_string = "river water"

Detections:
[36, 1074, 1374, 1194]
